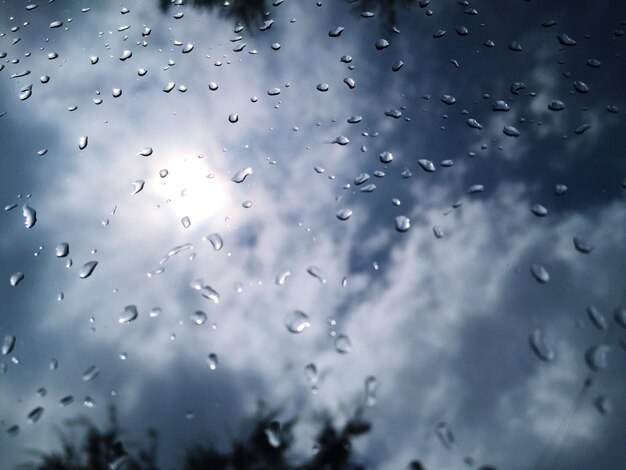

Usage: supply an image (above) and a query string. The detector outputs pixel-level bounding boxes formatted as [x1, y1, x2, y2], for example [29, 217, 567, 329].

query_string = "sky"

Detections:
[1, 0, 626, 469]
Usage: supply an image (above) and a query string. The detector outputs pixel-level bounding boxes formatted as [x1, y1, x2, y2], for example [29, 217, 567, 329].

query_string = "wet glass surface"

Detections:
[1, 1, 626, 468]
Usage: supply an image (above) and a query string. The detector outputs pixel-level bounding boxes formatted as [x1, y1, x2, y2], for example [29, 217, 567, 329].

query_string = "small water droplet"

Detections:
[573, 237, 594, 254]
[83, 396, 96, 408]
[548, 100, 565, 111]
[306, 266, 326, 284]
[163, 82, 175, 93]
[131, 180, 145, 195]
[329, 26, 344, 37]
[343, 77, 356, 89]
[231, 167, 252, 183]
[9, 272, 24, 287]
[228, 113, 239, 123]
[395, 215, 410, 232]
[530, 264, 550, 284]
[79, 261, 98, 279]
[119, 305, 138, 324]
[55, 242, 69, 257]
[557, 33, 576, 46]
[587, 306, 608, 330]
[333, 135, 349, 145]
[285, 310, 311, 333]
[205, 233, 223, 251]
[335, 334, 352, 353]
[433, 226, 444, 239]
[190, 310, 207, 325]
[336, 208, 352, 221]
[264, 421, 282, 447]
[82, 365, 100, 381]
[375, 38, 389, 50]
[190, 278, 220, 303]
[316, 83, 329, 92]
[181, 216, 191, 228]
[418, 159, 436, 172]
[529, 328, 555, 362]
[503, 126, 521, 137]
[79, 136, 88, 150]
[1, 335, 16, 356]
[207, 353, 218, 370]
[594, 395, 613, 416]
[27, 406, 44, 424]
[22, 204, 37, 228]
[585, 344, 610, 371]
[275, 270, 291, 286]
[365, 376, 377, 406]
[531, 204, 548, 217]
[466, 118, 483, 129]
[467, 184, 484, 194]
[435, 422, 455, 449]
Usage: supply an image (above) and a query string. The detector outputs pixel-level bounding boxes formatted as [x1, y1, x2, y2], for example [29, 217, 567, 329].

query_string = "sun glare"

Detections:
[155, 155, 228, 225]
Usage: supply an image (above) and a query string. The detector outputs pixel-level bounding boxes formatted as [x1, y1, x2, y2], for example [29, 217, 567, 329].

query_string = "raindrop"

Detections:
[555, 184, 568, 195]
[340, 55, 352, 63]
[27, 407, 44, 424]
[40, 75, 50, 83]
[418, 159, 436, 172]
[9, 272, 24, 287]
[329, 26, 344, 37]
[484, 39, 495, 48]
[131, 180, 145, 195]
[348, 115, 362, 124]
[285, 310, 311, 333]
[138, 68, 147, 76]
[456, 25, 469, 36]
[614, 308, 626, 328]
[335, 334, 352, 353]
[573, 81, 589, 93]
[79, 261, 98, 279]
[361, 11, 375, 18]
[190, 278, 220, 303]
[440, 94, 456, 105]
[343, 77, 356, 89]
[467, 184, 484, 194]
[433, 29, 446, 38]
[531, 204, 548, 217]
[228, 113, 239, 123]
[316, 83, 329, 92]
[354, 173, 370, 185]
[150, 307, 162, 318]
[508, 41, 522, 51]
[231, 167, 252, 183]
[585, 344, 610, 371]
[503, 126, 520, 137]
[181, 216, 191, 228]
[306, 266, 326, 284]
[493, 100, 510, 111]
[79, 136, 88, 150]
[433, 226, 444, 239]
[119, 305, 138, 324]
[379, 151, 393, 163]
[529, 328, 555, 362]
[271, 43, 281, 50]
[276, 270, 291, 285]
[466, 118, 483, 129]
[207, 353, 218, 370]
[1, 335, 16, 356]
[557, 33, 576, 46]
[82, 365, 100, 381]
[365, 376, 377, 406]
[259, 19, 274, 31]
[205, 233, 223, 251]
[190, 310, 207, 325]
[138, 147, 153, 157]
[392, 60, 404, 71]
[119, 50, 132, 61]
[267, 87, 281, 96]
[395, 215, 410, 232]
[336, 208, 352, 221]
[112, 88, 122, 98]
[55, 242, 69, 257]
[59, 395, 74, 406]
[182, 43, 194, 53]
[242, 200, 253, 208]
[530, 264, 550, 284]
[208, 82, 218, 91]
[265, 421, 282, 448]
[7, 425, 19, 437]
[49, 359, 58, 370]
[22, 205, 37, 228]
[163, 82, 175, 93]
[510, 82, 526, 94]
[83, 397, 96, 408]
[375, 39, 389, 50]
[548, 100, 565, 111]
[305, 363, 318, 386]
[587, 306, 608, 330]
[594, 396, 613, 416]
[19, 84, 33, 101]
[332, 135, 349, 145]
[385, 109, 402, 118]
[435, 422, 455, 449]
[573, 237, 594, 254]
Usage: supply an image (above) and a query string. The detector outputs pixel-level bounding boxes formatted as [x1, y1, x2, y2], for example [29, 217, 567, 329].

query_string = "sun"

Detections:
[155, 154, 228, 226]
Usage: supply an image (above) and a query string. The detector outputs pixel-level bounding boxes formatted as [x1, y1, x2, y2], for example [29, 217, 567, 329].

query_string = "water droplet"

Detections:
[271, 42, 281, 50]
[119, 50, 132, 61]
[83, 397, 96, 408]
[531, 204, 548, 217]
[231, 167, 252, 183]
[395, 215, 410, 232]
[9, 272, 24, 287]
[466, 118, 483, 129]
[276, 270, 291, 285]
[585, 344, 610, 371]
[528, 328, 555, 362]
[79, 136, 88, 150]
[22, 204, 37, 228]
[587, 306, 608, 330]
[90, 56, 99, 65]
[418, 159, 436, 172]
[336, 208, 352, 221]
[433, 226, 444, 239]
[614, 308, 626, 328]
[27, 406, 44, 424]
[137, 146, 153, 157]
[82, 365, 100, 381]
[365, 376, 377, 406]
[265, 421, 282, 447]
[181, 216, 191, 228]
[573, 237, 594, 254]
[392, 60, 404, 71]
[594, 395, 613, 416]
[333, 135, 349, 145]
[182, 43, 194, 54]
[548, 100, 565, 111]
[190, 278, 220, 303]
[340, 55, 352, 63]
[503, 126, 521, 137]
[433, 29, 446, 38]
[385, 109, 402, 119]
[285, 310, 311, 333]
[306, 266, 326, 284]
[329, 26, 344, 37]
[343, 77, 356, 89]
[208, 82, 218, 91]
[131, 180, 145, 195]
[207, 353, 218, 370]
[259, 19, 274, 31]
[205, 233, 223, 251]
[119, 305, 138, 324]
[138, 68, 147, 76]
[163, 82, 175, 93]
[555, 184, 568, 195]
[530, 264, 550, 284]
[7, 425, 19, 436]
[316, 83, 329, 92]
[435, 422, 455, 449]
[440, 94, 456, 105]
[1, 335, 16, 356]
[228, 113, 239, 123]
[267, 87, 281, 96]
[467, 184, 484, 194]
[573, 80, 589, 93]
[150, 307, 162, 318]
[557, 33, 576, 46]
[54, 242, 69, 258]
[379, 151, 393, 163]
[375, 38, 389, 50]
[49, 359, 59, 371]
[79, 261, 98, 279]
[190, 310, 207, 325]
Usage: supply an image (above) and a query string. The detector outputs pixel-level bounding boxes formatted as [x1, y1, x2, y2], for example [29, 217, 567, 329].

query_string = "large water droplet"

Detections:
[336, 208, 352, 221]
[205, 233, 223, 251]
[440, 94, 456, 105]
[343, 77, 356, 89]
[375, 38, 389, 50]
[119, 305, 138, 324]
[573, 81, 589, 93]
[1, 335, 16, 356]
[530, 264, 550, 284]
[585, 344, 610, 371]
[548, 100, 565, 111]
[285, 310, 311, 333]
[231, 167, 252, 183]
[418, 159, 436, 172]
[82, 365, 100, 381]
[9, 272, 24, 287]
[395, 215, 410, 232]
[228, 113, 239, 123]
[119, 50, 132, 61]
[333, 135, 349, 145]
[19, 84, 33, 101]
[531, 204, 548, 217]
[573, 237, 594, 254]
[557, 33, 577, 46]
[587, 306, 608, 330]
[27, 406, 44, 424]
[79, 261, 98, 279]
[335, 334, 352, 353]
[466, 118, 483, 129]
[131, 180, 145, 195]
[529, 328, 555, 362]
[379, 151, 393, 163]
[22, 204, 37, 228]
